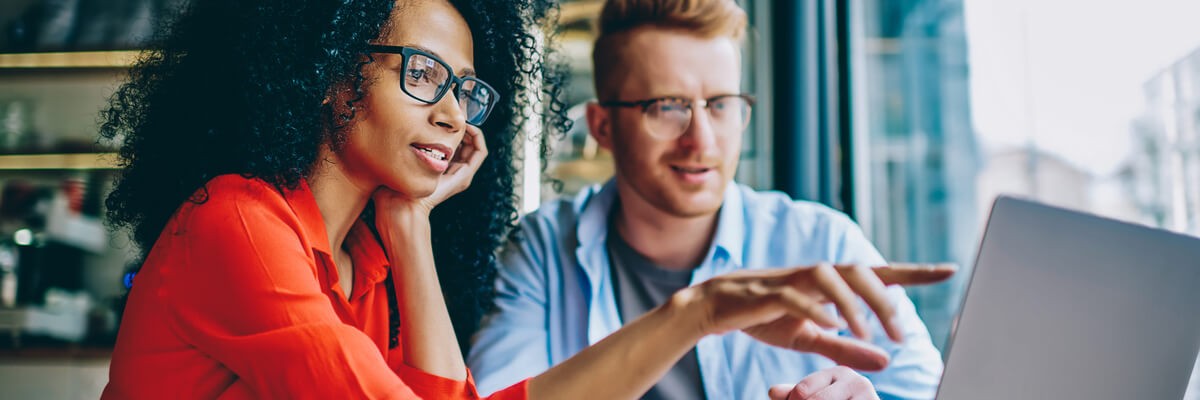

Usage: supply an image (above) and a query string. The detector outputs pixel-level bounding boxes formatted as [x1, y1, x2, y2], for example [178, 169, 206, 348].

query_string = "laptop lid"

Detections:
[936, 196, 1200, 400]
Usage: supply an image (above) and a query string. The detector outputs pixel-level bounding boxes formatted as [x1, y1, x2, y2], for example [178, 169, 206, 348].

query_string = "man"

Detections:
[468, 0, 944, 398]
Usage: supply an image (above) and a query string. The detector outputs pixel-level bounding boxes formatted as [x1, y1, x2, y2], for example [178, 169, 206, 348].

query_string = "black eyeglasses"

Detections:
[600, 94, 755, 140]
[367, 44, 499, 126]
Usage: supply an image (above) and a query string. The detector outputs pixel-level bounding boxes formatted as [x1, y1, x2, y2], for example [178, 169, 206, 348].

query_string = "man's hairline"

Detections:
[593, 26, 745, 101]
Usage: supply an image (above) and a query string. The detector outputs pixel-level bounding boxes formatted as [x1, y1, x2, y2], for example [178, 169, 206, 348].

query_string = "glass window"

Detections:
[851, 0, 1200, 371]
[851, 0, 980, 351]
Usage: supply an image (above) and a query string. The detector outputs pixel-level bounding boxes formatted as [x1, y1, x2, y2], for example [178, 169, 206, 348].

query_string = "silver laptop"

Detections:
[936, 196, 1200, 400]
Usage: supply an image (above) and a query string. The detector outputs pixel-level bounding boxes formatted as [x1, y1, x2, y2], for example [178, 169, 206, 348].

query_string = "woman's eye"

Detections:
[407, 69, 427, 81]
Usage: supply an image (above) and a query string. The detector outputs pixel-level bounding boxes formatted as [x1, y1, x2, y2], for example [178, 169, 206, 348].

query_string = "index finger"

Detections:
[467, 126, 487, 152]
[869, 263, 957, 286]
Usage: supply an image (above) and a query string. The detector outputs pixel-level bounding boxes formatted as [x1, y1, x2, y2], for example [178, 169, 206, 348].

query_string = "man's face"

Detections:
[588, 28, 745, 218]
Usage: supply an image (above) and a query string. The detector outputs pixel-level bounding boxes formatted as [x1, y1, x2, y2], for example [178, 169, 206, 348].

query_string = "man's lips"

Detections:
[670, 165, 714, 173]
[669, 164, 717, 184]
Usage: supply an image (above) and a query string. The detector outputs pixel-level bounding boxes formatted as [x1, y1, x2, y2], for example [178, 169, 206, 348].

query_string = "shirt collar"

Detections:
[576, 179, 619, 252]
[282, 179, 390, 296]
[345, 221, 392, 296]
[576, 178, 746, 265]
[713, 183, 746, 263]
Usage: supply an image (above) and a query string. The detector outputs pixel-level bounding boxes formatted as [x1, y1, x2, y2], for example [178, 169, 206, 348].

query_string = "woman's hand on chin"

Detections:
[374, 125, 489, 218]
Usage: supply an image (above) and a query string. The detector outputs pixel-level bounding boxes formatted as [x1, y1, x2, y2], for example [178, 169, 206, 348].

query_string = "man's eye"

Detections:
[659, 102, 685, 112]
[407, 69, 426, 80]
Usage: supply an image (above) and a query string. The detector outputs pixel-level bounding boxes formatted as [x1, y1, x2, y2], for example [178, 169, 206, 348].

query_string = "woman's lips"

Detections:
[411, 143, 451, 173]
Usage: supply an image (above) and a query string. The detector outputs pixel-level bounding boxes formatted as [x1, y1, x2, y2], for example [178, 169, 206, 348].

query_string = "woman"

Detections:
[102, 0, 951, 398]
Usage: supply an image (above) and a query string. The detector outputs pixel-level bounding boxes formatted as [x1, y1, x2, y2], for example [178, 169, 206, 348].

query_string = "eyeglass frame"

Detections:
[366, 44, 500, 126]
[598, 94, 757, 139]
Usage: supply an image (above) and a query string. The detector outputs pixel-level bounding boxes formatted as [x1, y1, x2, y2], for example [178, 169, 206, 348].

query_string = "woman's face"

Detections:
[330, 0, 477, 199]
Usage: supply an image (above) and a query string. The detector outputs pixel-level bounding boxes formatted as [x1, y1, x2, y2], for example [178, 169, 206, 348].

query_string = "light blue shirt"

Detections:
[468, 180, 943, 399]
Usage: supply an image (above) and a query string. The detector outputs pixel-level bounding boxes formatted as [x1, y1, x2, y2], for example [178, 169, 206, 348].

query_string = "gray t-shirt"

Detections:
[608, 226, 707, 400]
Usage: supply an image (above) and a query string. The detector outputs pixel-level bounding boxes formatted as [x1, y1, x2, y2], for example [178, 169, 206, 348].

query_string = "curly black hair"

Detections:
[101, 0, 569, 352]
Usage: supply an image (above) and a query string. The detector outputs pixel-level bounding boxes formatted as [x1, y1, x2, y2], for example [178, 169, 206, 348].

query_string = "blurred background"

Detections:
[0, 0, 1197, 398]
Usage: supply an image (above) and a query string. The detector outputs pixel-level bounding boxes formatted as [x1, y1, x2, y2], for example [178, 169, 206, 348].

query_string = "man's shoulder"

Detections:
[522, 183, 609, 226]
[510, 185, 603, 245]
[736, 185, 859, 231]
[735, 185, 884, 265]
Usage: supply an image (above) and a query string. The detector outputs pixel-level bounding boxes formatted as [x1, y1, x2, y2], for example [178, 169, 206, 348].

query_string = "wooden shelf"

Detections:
[550, 158, 613, 182]
[0, 153, 119, 170]
[0, 346, 112, 361]
[0, 51, 140, 69]
[560, 1, 603, 25]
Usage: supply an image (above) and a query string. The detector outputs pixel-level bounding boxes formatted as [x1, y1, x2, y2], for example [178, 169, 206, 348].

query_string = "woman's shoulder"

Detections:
[140, 175, 310, 284]
[202, 174, 285, 199]
[171, 174, 297, 234]
[191, 174, 288, 206]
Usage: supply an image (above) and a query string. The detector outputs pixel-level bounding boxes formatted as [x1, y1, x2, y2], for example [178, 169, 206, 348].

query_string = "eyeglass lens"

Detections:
[642, 96, 751, 139]
[402, 52, 495, 125]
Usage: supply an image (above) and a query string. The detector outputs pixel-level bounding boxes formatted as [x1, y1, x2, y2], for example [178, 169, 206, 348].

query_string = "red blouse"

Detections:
[102, 174, 528, 399]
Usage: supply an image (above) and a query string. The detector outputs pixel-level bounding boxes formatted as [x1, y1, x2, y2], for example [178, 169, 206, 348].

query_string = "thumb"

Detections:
[768, 384, 792, 400]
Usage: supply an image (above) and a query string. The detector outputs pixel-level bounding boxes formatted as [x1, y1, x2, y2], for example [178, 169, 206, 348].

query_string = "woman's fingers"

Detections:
[446, 127, 485, 168]
[463, 126, 488, 167]
[444, 163, 466, 177]
[439, 127, 488, 194]
[450, 138, 470, 165]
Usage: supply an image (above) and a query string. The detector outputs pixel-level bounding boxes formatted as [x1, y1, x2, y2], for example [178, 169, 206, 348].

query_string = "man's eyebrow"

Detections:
[405, 45, 476, 77]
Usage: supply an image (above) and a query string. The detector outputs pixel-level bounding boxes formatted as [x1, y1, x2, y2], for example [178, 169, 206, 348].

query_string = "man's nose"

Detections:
[676, 105, 719, 152]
